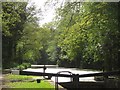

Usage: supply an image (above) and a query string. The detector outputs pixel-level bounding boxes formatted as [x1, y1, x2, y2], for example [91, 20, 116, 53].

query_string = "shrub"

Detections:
[16, 63, 31, 70]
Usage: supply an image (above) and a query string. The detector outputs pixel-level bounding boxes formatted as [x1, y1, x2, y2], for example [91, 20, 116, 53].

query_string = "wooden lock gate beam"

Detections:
[20, 70, 120, 78]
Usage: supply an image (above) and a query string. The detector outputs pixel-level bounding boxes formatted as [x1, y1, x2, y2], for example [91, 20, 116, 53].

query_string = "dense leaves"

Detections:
[54, 2, 120, 70]
[2, 2, 28, 68]
[2, 1, 120, 72]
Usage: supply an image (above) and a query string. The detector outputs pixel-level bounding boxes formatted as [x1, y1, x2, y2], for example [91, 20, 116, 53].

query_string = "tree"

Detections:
[54, 2, 120, 70]
[2, 2, 28, 68]
[2, 2, 42, 68]
[17, 23, 51, 64]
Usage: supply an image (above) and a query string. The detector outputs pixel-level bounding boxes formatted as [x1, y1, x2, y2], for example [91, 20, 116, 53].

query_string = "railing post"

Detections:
[43, 65, 47, 78]
[43, 65, 47, 73]
[72, 74, 79, 88]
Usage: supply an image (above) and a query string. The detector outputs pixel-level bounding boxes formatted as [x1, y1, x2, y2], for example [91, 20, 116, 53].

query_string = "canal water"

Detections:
[23, 67, 101, 83]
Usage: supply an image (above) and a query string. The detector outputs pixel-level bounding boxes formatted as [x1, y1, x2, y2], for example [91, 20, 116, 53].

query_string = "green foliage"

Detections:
[16, 63, 31, 70]
[2, 2, 42, 68]
[17, 22, 52, 64]
[2, 1, 119, 71]
[2, 2, 28, 68]
[2, 2, 27, 36]
[54, 2, 120, 70]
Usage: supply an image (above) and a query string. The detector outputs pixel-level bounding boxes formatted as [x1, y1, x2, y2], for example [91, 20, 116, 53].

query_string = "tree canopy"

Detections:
[2, 1, 120, 71]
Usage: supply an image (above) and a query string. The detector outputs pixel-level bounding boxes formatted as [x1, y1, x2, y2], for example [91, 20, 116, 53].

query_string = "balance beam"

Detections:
[31, 65, 58, 68]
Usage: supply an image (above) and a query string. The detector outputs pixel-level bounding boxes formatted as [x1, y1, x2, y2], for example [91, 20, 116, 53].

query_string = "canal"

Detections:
[20, 66, 120, 89]
[23, 67, 101, 82]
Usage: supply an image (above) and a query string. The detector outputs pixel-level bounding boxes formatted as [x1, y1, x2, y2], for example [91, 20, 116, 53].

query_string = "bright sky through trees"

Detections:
[28, 0, 56, 26]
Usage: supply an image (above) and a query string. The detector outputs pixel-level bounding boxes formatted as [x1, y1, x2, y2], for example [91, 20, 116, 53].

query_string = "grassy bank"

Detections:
[7, 80, 54, 88]
[4, 74, 55, 89]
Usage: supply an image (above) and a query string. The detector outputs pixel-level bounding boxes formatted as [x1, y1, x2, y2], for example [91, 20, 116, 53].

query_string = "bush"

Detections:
[22, 63, 31, 69]
[16, 63, 31, 70]
[18, 65, 24, 70]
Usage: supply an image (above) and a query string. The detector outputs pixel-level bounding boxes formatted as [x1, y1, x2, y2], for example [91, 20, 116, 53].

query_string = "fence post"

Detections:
[72, 74, 79, 88]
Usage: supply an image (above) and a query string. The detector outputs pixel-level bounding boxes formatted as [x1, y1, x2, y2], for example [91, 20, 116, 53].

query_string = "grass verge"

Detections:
[4, 74, 55, 89]
[7, 80, 54, 88]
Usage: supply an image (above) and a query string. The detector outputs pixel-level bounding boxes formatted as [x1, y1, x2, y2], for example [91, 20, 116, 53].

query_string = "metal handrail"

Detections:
[55, 71, 73, 90]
